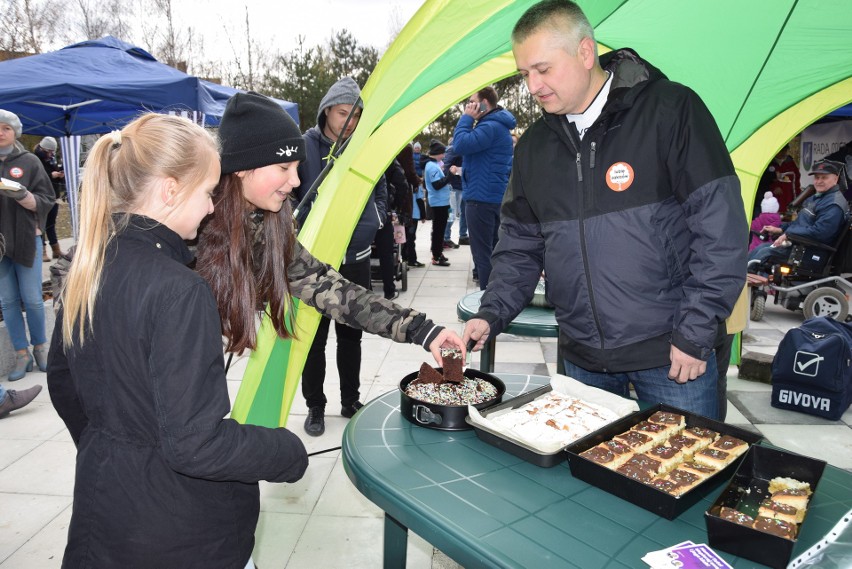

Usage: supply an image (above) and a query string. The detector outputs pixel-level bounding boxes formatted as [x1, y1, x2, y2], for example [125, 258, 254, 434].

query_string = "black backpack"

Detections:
[770, 316, 852, 420]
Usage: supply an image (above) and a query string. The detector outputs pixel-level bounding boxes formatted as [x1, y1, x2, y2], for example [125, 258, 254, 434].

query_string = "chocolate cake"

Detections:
[405, 362, 498, 406]
[411, 362, 444, 385]
[770, 488, 810, 511]
[644, 445, 682, 474]
[758, 499, 802, 524]
[753, 516, 797, 540]
[441, 348, 464, 383]
[647, 411, 686, 429]
[667, 434, 700, 459]
[613, 430, 655, 453]
[694, 447, 732, 469]
[718, 507, 754, 527]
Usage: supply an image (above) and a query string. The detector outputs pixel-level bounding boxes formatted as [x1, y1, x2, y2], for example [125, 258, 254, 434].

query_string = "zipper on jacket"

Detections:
[559, 119, 582, 182]
[579, 135, 607, 362]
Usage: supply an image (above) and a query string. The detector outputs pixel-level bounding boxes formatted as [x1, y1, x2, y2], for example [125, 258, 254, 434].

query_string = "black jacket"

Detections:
[0, 148, 55, 265]
[47, 217, 308, 568]
[477, 49, 747, 372]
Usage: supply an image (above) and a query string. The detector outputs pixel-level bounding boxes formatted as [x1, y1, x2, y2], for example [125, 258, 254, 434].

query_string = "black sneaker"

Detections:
[432, 256, 451, 267]
[408, 261, 425, 268]
[341, 401, 364, 418]
[304, 407, 325, 436]
[458, 236, 470, 245]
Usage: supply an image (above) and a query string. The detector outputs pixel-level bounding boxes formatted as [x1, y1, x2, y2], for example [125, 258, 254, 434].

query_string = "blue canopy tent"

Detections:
[0, 36, 298, 236]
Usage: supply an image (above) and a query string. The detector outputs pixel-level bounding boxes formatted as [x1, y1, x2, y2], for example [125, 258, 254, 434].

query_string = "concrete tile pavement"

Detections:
[1, 224, 850, 568]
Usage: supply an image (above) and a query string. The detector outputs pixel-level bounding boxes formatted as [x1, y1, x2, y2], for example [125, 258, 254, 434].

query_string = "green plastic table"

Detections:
[342, 374, 852, 569]
[457, 291, 563, 374]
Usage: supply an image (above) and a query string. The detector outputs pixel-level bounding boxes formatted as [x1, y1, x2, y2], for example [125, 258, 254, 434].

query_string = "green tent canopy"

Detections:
[233, 0, 852, 428]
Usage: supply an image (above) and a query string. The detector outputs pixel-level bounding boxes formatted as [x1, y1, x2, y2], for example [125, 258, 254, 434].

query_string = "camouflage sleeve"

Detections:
[288, 241, 441, 349]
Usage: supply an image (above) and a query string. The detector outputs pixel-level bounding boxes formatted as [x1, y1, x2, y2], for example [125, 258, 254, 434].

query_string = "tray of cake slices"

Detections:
[704, 445, 826, 569]
[465, 374, 640, 467]
[563, 404, 763, 519]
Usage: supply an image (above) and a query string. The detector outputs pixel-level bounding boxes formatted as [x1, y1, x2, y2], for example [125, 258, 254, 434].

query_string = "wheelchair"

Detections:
[748, 221, 852, 322]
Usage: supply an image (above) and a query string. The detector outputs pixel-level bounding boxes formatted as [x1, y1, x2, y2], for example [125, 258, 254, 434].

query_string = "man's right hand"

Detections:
[462, 318, 491, 351]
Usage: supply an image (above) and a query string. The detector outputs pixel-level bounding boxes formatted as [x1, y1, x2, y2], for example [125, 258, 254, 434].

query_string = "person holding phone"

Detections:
[450, 86, 516, 289]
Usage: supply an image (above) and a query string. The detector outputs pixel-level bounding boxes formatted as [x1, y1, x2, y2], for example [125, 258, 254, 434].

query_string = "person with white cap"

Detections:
[749, 191, 782, 251]
[34, 136, 65, 260]
[0, 109, 55, 381]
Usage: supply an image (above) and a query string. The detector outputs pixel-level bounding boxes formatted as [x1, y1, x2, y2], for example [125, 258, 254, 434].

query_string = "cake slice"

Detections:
[753, 516, 798, 540]
[411, 362, 444, 386]
[768, 477, 812, 495]
[615, 461, 654, 483]
[630, 420, 670, 445]
[718, 507, 755, 527]
[643, 445, 684, 474]
[613, 430, 655, 453]
[681, 426, 718, 450]
[693, 447, 734, 469]
[647, 411, 686, 432]
[709, 435, 749, 459]
[758, 499, 804, 524]
[580, 440, 633, 469]
[667, 433, 701, 460]
[441, 348, 464, 383]
[770, 488, 811, 511]
[679, 461, 718, 480]
[663, 468, 703, 495]
[624, 453, 663, 475]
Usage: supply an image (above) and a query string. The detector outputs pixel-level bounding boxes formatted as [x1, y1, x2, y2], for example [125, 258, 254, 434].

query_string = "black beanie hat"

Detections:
[219, 91, 306, 174]
[428, 139, 446, 156]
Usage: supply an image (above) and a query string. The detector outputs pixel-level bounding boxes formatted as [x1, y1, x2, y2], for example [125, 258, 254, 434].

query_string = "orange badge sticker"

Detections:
[9, 166, 24, 179]
[606, 162, 634, 192]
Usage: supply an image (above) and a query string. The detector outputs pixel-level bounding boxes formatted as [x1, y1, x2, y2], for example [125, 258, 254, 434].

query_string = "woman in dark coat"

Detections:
[0, 109, 55, 380]
[47, 114, 308, 568]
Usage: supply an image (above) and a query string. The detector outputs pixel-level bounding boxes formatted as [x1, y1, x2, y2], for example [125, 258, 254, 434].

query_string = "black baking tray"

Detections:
[705, 445, 826, 569]
[465, 385, 572, 467]
[563, 404, 763, 519]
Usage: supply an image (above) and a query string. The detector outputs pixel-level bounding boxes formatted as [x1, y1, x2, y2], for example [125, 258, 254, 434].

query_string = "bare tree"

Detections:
[71, 0, 134, 42]
[0, 0, 66, 54]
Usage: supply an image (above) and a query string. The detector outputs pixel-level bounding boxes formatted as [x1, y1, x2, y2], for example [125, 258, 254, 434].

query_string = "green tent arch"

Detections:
[233, 0, 852, 428]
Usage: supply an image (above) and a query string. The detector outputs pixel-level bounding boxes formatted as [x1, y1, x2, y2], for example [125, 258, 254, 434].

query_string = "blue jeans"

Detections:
[465, 200, 501, 290]
[562, 355, 720, 420]
[444, 190, 466, 240]
[0, 236, 47, 351]
[747, 242, 791, 271]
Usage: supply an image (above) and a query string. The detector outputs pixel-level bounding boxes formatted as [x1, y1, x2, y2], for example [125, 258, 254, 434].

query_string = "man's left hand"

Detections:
[668, 345, 706, 384]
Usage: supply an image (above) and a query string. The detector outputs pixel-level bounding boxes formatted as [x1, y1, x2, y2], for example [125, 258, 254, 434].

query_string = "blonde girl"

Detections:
[48, 114, 307, 569]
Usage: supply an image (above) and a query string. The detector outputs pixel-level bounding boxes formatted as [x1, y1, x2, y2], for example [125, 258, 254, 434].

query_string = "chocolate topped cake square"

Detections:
[441, 348, 464, 383]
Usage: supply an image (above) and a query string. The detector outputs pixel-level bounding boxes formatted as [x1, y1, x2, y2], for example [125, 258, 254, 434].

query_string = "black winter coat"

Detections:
[47, 216, 308, 568]
[477, 49, 747, 372]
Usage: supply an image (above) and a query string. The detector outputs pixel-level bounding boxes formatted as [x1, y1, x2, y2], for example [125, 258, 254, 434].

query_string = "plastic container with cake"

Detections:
[704, 444, 826, 569]
[399, 349, 505, 431]
[563, 404, 762, 519]
[464, 374, 640, 467]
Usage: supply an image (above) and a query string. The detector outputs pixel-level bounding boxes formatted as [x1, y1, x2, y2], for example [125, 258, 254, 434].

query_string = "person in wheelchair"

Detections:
[748, 159, 847, 274]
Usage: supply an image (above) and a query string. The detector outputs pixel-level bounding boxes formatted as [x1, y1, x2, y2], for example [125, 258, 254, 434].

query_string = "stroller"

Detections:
[370, 220, 408, 293]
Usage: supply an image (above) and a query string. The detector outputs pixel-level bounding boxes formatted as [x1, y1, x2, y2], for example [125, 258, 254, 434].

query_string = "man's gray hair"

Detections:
[512, 0, 596, 57]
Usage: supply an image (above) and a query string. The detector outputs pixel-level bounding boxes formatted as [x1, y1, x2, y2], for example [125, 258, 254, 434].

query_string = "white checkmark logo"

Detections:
[793, 351, 823, 377]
